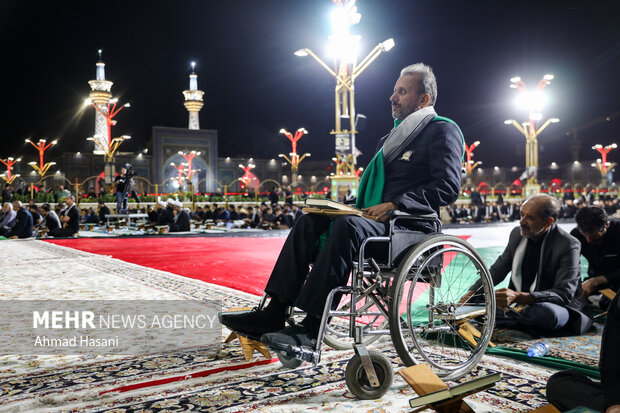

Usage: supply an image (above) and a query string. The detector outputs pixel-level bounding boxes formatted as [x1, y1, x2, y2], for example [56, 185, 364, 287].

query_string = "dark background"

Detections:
[1, 0, 619, 168]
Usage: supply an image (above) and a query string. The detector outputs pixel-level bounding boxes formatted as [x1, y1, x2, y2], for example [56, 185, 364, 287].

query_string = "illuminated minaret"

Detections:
[182, 62, 204, 130]
[88, 50, 113, 154]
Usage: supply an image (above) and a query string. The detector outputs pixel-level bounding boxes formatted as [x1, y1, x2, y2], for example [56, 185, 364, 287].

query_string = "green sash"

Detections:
[356, 116, 464, 210]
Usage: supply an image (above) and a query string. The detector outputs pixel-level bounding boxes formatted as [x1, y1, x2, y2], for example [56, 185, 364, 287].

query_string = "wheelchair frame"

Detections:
[259, 213, 496, 400]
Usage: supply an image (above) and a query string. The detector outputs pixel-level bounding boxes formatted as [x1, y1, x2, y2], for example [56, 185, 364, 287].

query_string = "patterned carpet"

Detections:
[0, 239, 568, 412]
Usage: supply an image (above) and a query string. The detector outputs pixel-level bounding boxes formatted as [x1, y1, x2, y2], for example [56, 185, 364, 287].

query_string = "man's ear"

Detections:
[545, 217, 555, 229]
[420, 93, 431, 108]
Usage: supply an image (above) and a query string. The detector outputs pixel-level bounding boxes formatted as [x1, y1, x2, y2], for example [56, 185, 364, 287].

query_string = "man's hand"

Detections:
[582, 275, 608, 297]
[61, 215, 70, 223]
[495, 288, 534, 309]
[363, 202, 398, 222]
[458, 290, 475, 305]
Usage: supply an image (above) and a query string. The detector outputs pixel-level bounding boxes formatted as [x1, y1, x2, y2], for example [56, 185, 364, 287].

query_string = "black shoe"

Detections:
[260, 325, 317, 353]
[219, 308, 286, 340]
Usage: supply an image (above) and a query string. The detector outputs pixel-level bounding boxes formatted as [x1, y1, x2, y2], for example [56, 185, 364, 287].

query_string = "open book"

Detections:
[408, 372, 501, 408]
[304, 199, 376, 220]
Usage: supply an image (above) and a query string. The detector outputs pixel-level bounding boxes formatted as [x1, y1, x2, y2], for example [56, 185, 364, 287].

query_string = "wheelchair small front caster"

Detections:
[345, 350, 393, 400]
[276, 351, 303, 369]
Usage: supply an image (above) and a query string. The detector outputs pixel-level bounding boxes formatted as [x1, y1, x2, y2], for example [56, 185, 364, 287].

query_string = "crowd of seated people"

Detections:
[442, 192, 619, 225]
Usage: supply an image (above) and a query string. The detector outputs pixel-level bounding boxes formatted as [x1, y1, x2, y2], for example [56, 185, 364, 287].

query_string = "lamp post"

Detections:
[505, 74, 559, 195]
[170, 162, 188, 189]
[178, 151, 201, 181]
[463, 140, 481, 185]
[591, 143, 617, 187]
[279, 128, 310, 186]
[85, 97, 131, 162]
[294, 0, 394, 199]
[25, 138, 58, 177]
[0, 157, 21, 184]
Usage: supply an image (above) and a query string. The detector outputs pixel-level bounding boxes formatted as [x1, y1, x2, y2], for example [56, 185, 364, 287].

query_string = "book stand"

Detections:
[223, 307, 272, 361]
[399, 364, 499, 413]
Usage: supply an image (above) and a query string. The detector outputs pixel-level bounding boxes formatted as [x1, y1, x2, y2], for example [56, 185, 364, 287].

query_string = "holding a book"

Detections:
[221, 63, 464, 356]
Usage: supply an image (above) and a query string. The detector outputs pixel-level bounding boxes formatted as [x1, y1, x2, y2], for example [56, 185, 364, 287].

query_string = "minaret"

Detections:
[182, 62, 204, 130]
[88, 50, 113, 154]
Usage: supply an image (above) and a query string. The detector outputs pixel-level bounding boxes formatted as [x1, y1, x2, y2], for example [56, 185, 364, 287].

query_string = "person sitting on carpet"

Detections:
[7, 200, 33, 239]
[460, 194, 592, 335]
[570, 206, 620, 308]
[546, 288, 620, 413]
[221, 62, 464, 355]
[170, 201, 190, 232]
[49, 195, 80, 237]
[40, 203, 61, 233]
[0, 201, 16, 237]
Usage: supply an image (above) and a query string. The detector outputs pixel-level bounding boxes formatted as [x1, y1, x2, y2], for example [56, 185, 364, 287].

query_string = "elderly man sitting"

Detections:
[7, 201, 33, 239]
[461, 194, 592, 335]
[0, 202, 17, 237]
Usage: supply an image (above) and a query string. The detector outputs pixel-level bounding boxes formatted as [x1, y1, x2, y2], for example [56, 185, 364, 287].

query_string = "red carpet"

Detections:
[45, 237, 286, 296]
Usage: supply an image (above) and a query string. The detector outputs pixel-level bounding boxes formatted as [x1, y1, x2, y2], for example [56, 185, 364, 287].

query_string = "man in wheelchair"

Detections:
[221, 62, 464, 356]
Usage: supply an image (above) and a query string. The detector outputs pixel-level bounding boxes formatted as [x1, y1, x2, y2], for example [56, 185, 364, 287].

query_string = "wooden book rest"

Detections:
[399, 364, 500, 413]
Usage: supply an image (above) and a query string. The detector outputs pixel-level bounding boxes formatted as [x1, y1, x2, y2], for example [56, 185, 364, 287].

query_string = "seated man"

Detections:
[170, 201, 190, 232]
[98, 200, 110, 225]
[0, 202, 16, 236]
[40, 203, 61, 232]
[221, 62, 463, 353]
[570, 206, 620, 307]
[461, 195, 592, 335]
[49, 195, 80, 237]
[546, 289, 620, 412]
[7, 201, 33, 239]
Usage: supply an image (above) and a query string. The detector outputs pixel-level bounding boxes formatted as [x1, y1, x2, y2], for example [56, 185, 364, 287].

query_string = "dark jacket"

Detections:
[170, 210, 190, 232]
[475, 224, 592, 334]
[9, 207, 33, 238]
[377, 120, 463, 217]
[570, 220, 620, 290]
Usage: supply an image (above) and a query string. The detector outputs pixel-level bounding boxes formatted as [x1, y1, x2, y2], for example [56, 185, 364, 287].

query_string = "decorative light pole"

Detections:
[294, 0, 394, 199]
[505, 74, 559, 195]
[85, 97, 131, 162]
[591, 143, 617, 187]
[178, 151, 201, 181]
[182, 62, 205, 130]
[279, 128, 310, 186]
[463, 140, 481, 184]
[170, 162, 188, 189]
[25, 138, 58, 176]
[238, 162, 258, 192]
[0, 157, 21, 184]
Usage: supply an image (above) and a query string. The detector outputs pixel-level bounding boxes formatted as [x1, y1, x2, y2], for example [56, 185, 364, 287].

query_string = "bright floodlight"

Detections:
[109, 98, 118, 104]
[510, 76, 521, 83]
[380, 38, 395, 51]
[504, 119, 514, 125]
[543, 74, 554, 80]
[191, 61, 196, 69]
[84, 98, 92, 106]
[278, 154, 284, 157]
[550, 118, 560, 123]
[124, 103, 131, 107]
[279, 128, 286, 133]
[294, 49, 309, 57]
[515, 90, 546, 111]
[52, 140, 58, 145]
[28, 161, 36, 165]
[24, 138, 31, 143]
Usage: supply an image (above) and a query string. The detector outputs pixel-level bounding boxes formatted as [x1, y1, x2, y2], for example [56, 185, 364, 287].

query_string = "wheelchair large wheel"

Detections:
[323, 282, 388, 350]
[388, 234, 495, 380]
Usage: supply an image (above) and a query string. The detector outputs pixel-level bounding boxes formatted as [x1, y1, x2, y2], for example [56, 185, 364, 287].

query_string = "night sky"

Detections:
[1, 0, 620, 169]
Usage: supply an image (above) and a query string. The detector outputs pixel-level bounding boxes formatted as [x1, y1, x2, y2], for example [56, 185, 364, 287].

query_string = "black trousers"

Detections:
[547, 369, 604, 412]
[49, 227, 77, 237]
[264, 214, 390, 318]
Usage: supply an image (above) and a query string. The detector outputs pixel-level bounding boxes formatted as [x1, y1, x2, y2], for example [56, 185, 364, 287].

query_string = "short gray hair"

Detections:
[400, 63, 437, 106]
[525, 194, 560, 221]
[3, 202, 13, 210]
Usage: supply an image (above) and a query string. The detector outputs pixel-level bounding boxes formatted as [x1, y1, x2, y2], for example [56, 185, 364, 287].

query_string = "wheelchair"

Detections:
[254, 212, 496, 400]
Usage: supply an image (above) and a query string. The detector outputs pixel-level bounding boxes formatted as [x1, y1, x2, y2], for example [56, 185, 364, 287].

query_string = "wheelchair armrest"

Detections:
[388, 210, 441, 233]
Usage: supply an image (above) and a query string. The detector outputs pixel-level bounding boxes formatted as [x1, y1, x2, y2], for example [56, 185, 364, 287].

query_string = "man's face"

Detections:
[66, 197, 74, 206]
[12, 202, 20, 210]
[519, 199, 550, 239]
[3, 204, 9, 212]
[390, 74, 425, 120]
[578, 221, 610, 244]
